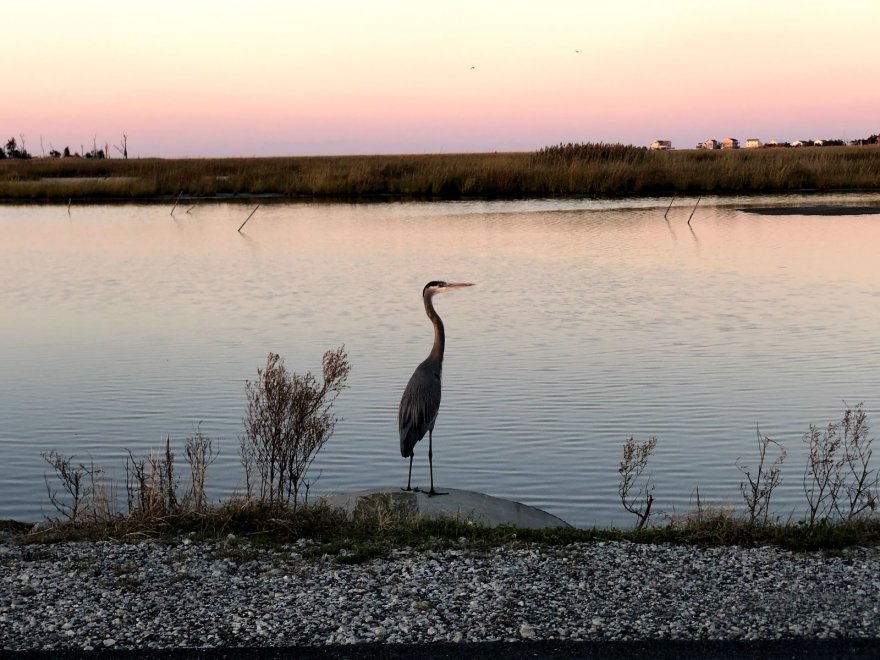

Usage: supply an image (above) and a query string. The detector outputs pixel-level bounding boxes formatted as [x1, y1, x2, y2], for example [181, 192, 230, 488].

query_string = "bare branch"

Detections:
[618, 436, 657, 530]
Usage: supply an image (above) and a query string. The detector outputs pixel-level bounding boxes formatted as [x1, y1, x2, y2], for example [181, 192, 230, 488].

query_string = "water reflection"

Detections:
[1, 195, 879, 527]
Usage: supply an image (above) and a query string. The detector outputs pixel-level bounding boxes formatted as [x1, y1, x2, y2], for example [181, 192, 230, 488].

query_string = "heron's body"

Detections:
[398, 280, 473, 495]
[399, 358, 441, 459]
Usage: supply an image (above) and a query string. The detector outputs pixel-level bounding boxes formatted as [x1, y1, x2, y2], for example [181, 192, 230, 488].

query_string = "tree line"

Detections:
[1, 133, 128, 160]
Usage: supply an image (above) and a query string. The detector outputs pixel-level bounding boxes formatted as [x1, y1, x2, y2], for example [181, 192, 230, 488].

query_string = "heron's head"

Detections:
[423, 280, 475, 298]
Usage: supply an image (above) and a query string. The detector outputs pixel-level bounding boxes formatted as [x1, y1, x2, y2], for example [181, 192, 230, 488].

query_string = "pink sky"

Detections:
[5, 1, 880, 157]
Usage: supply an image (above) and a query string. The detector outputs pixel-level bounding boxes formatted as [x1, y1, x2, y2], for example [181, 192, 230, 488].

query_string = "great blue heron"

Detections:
[399, 280, 474, 496]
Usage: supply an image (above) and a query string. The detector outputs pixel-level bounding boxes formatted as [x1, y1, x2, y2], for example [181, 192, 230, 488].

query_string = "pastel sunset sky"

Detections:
[6, 0, 879, 157]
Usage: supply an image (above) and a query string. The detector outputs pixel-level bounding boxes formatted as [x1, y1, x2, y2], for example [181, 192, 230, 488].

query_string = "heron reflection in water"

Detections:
[398, 280, 474, 496]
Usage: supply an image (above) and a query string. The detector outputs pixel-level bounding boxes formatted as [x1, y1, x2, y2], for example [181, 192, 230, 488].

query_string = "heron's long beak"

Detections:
[442, 282, 475, 290]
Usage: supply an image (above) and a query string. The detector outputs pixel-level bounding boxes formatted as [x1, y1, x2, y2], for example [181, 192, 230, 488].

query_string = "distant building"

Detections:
[701, 138, 720, 150]
[745, 138, 761, 149]
[721, 137, 740, 149]
[790, 140, 805, 147]
[650, 139, 672, 150]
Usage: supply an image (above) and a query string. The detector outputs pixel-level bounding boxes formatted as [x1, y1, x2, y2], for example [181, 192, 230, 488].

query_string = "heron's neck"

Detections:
[424, 293, 445, 365]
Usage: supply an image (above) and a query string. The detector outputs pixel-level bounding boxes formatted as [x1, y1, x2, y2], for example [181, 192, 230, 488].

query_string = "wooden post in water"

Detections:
[238, 204, 260, 233]
[170, 192, 182, 216]
[687, 196, 702, 225]
[67, 198, 71, 216]
[664, 193, 676, 220]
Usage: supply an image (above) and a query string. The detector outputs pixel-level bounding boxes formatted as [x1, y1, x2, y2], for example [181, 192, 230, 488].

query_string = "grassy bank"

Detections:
[2, 145, 880, 202]
[8, 500, 880, 560]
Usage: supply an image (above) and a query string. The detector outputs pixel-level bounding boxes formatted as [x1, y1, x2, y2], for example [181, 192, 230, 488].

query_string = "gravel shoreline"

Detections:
[2, 537, 879, 651]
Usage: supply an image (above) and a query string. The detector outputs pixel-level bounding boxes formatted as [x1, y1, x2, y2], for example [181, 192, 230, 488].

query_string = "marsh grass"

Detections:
[2, 145, 879, 201]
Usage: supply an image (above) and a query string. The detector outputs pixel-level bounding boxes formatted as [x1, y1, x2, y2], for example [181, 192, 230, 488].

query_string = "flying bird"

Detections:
[399, 280, 474, 496]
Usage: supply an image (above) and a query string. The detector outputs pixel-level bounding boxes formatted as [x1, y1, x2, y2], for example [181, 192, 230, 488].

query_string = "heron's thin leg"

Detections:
[428, 429, 447, 497]
[403, 454, 414, 491]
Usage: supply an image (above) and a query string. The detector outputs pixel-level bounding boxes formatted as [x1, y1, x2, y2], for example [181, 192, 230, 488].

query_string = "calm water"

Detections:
[1, 195, 879, 527]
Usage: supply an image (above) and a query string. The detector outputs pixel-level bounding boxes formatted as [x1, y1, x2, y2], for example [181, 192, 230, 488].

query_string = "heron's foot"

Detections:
[401, 486, 414, 492]
[427, 489, 448, 497]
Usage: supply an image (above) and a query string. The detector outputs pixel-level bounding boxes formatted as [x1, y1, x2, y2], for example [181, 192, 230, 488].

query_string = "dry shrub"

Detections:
[41, 451, 116, 524]
[183, 425, 218, 511]
[240, 347, 350, 509]
[737, 427, 786, 525]
[803, 404, 877, 525]
[619, 436, 657, 530]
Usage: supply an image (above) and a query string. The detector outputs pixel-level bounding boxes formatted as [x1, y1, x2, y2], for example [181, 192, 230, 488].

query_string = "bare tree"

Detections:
[114, 133, 128, 159]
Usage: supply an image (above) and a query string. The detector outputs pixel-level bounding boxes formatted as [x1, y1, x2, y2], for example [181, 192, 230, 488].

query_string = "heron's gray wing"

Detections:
[398, 361, 442, 458]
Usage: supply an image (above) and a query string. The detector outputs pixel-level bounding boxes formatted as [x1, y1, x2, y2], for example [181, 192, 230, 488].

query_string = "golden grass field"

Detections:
[1, 144, 879, 201]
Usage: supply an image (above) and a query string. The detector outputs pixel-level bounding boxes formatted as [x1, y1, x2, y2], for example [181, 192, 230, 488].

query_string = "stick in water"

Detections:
[238, 204, 260, 233]
[170, 191, 182, 216]
[664, 193, 676, 220]
[687, 196, 701, 225]
[67, 198, 71, 216]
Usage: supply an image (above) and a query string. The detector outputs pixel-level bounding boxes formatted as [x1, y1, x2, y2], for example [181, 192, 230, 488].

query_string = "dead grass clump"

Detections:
[125, 436, 179, 518]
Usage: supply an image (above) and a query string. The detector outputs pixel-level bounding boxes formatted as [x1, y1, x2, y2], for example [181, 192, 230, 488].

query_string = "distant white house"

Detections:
[791, 140, 805, 147]
[650, 139, 672, 150]
[701, 138, 720, 150]
[721, 137, 740, 149]
[745, 138, 761, 149]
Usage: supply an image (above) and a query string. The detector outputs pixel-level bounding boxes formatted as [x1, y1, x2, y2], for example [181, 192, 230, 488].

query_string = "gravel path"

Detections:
[2, 537, 879, 651]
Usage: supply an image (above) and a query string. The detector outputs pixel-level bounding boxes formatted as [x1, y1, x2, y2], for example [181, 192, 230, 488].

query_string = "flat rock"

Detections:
[327, 488, 571, 529]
